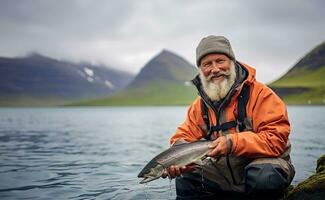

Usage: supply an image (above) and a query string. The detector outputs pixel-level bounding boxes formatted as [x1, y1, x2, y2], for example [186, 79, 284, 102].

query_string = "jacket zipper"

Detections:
[198, 88, 238, 185]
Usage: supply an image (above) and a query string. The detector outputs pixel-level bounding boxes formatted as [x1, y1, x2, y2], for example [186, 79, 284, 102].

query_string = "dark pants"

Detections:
[175, 163, 290, 200]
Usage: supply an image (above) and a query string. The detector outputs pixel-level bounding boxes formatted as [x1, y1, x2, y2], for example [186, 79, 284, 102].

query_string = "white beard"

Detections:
[199, 61, 237, 101]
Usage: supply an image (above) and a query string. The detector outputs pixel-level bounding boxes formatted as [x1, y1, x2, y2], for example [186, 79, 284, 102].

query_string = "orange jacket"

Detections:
[170, 62, 290, 158]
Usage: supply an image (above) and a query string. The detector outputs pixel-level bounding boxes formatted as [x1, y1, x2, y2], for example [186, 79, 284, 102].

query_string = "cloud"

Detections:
[0, 0, 324, 82]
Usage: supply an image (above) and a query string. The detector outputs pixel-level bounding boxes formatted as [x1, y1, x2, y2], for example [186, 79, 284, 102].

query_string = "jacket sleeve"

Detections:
[230, 86, 290, 157]
[170, 97, 205, 145]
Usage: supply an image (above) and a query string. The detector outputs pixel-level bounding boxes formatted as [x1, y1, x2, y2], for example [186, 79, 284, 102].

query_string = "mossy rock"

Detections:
[284, 154, 325, 200]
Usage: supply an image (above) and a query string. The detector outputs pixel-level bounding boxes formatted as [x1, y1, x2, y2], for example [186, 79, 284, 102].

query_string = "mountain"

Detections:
[72, 50, 198, 106]
[0, 53, 134, 106]
[270, 41, 325, 104]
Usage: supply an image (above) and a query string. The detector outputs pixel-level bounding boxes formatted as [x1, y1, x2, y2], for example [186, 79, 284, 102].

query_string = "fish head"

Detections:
[137, 163, 164, 184]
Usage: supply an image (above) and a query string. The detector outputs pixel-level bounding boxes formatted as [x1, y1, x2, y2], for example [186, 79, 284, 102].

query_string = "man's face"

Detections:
[200, 54, 231, 84]
[199, 53, 236, 101]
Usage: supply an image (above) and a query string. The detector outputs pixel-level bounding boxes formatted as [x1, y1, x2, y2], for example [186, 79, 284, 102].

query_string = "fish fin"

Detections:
[193, 158, 204, 166]
[166, 167, 172, 180]
[139, 176, 160, 184]
[172, 138, 188, 146]
[193, 155, 212, 166]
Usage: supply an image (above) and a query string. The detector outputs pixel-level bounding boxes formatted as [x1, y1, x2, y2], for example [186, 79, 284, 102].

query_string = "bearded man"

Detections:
[162, 36, 295, 199]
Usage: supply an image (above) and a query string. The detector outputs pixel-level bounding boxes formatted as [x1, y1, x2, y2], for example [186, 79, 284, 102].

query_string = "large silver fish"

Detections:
[137, 140, 213, 184]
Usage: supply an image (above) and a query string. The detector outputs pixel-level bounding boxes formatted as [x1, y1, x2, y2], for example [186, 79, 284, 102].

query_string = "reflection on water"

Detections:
[0, 106, 324, 199]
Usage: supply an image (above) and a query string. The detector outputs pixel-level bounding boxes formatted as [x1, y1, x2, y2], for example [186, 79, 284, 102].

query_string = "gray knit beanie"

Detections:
[196, 35, 235, 67]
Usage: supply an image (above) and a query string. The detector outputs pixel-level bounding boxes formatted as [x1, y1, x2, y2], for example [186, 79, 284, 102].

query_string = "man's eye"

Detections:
[203, 63, 211, 68]
[218, 60, 224, 64]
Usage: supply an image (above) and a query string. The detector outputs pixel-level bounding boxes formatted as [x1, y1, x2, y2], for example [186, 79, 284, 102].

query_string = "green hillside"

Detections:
[69, 50, 198, 106]
[71, 80, 197, 106]
[270, 41, 325, 105]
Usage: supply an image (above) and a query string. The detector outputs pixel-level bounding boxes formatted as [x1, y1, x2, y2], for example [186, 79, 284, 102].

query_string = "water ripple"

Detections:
[0, 181, 72, 192]
[0, 106, 323, 199]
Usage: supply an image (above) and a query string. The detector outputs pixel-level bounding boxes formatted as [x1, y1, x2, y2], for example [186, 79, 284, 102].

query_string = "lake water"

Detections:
[0, 106, 324, 199]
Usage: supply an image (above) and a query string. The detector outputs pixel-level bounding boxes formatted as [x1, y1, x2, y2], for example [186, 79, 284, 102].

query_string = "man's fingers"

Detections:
[161, 169, 168, 178]
[180, 166, 186, 173]
[187, 163, 199, 168]
[187, 165, 197, 171]
[175, 166, 181, 176]
[208, 136, 228, 157]
[169, 165, 176, 178]
[182, 165, 196, 173]
[209, 139, 220, 148]
[207, 146, 220, 157]
[162, 165, 196, 179]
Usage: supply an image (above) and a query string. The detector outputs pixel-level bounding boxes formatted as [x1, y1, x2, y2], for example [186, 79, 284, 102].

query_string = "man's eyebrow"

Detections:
[202, 60, 211, 64]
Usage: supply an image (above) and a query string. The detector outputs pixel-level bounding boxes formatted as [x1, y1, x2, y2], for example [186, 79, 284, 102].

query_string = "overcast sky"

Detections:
[0, 0, 324, 83]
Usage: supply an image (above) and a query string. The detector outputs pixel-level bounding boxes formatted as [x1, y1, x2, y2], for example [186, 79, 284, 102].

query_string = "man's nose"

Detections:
[211, 62, 220, 73]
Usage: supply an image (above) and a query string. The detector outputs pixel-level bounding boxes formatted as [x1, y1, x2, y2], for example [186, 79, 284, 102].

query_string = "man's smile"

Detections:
[208, 73, 228, 83]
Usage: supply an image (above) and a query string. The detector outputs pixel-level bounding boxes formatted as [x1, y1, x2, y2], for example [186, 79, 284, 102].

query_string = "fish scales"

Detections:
[138, 140, 213, 184]
[157, 141, 212, 166]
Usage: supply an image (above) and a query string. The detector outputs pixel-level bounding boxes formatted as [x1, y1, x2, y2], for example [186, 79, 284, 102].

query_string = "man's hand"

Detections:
[207, 136, 228, 157]
[161, 164, 196, 179]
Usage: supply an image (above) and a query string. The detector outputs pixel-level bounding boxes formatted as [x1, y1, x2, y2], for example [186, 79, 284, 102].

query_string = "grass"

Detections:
[271, 67, 325, 88]
[69, 80, 197, 106]
[270, 67, 325, 105]
[279, 86, 325, 105]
